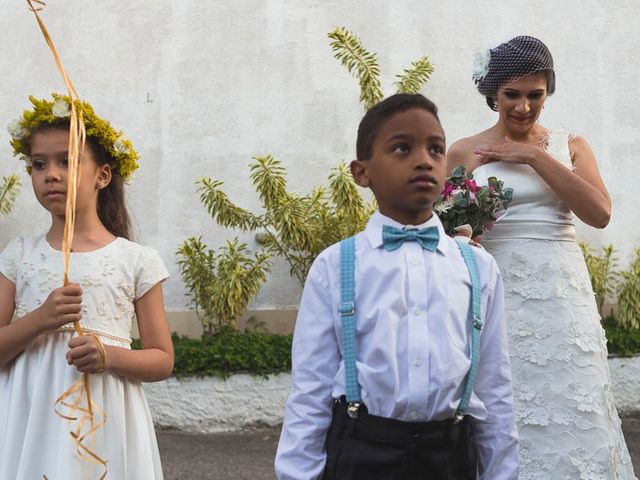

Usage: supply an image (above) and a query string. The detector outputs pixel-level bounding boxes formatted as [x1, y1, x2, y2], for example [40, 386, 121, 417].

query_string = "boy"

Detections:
[275, 94, 518, 479]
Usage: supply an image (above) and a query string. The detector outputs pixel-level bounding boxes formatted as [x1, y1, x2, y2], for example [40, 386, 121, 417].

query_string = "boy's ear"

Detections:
[350, 159, 370, 188]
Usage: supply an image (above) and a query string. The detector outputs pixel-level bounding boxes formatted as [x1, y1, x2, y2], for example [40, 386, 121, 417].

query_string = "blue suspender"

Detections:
[338, 236, 483, 421]
[453, 239, 484, 421]
[338, 236, 362, 418]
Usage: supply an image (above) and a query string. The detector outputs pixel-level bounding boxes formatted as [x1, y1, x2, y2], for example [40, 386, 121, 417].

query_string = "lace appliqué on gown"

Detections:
[491, 241, 636, 480]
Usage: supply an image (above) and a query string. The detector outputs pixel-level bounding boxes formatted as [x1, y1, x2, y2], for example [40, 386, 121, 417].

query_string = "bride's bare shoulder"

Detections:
[448, 131, 492, 169]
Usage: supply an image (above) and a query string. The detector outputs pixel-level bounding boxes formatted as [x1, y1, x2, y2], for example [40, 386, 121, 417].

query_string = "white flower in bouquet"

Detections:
[51, 98, 71, 118]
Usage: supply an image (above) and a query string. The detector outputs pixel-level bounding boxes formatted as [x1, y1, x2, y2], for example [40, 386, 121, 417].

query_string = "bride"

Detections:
[448, 35, 636, 479]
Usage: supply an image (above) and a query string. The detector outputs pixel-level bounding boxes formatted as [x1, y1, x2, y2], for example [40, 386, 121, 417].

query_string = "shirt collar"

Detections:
[363, 210, 451, 256]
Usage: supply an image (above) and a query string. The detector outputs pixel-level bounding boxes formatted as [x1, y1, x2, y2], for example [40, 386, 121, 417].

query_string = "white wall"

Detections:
[0, 0, 637, 312]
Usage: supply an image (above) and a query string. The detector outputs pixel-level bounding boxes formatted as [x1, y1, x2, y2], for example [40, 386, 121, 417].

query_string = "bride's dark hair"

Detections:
[475, 35, 556, 111]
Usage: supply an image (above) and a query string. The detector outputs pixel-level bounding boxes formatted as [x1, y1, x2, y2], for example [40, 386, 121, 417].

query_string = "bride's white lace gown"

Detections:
[473, 131, 637, 479]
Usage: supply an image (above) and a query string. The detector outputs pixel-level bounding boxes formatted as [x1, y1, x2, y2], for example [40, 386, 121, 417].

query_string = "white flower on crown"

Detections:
[51, 98, 71, 118]
[113, 135, 129, 155]
[7, 119, 27, 140]
[471, 49, 491, 82]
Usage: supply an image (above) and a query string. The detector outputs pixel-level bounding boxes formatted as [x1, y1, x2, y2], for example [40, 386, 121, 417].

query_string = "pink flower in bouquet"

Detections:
[442, 182, 455, 199]
[463, 179, 480, 193]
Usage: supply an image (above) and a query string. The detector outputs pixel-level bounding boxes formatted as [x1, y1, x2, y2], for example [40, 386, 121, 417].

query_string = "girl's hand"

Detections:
[67, 335, 107, 373]
[474, 136, 543, 165]
[36, 283, 83, 332]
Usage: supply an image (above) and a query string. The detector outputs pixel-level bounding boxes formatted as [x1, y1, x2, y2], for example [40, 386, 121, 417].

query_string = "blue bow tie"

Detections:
[382, 225, 440, 252]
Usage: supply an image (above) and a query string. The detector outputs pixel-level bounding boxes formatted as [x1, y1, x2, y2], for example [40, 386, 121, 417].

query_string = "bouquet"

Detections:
[434, 166, 513, 237]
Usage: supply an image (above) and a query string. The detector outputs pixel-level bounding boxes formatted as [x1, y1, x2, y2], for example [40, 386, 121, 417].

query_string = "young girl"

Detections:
[0, 94, 173, 479]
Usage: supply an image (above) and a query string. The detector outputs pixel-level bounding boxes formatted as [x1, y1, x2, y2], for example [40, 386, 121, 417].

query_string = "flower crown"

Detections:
[8, 93, 139, 182]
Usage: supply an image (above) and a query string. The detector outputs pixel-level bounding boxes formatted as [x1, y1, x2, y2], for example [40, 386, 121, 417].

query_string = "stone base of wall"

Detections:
[144, 356, 640, 433]
[144, 374, 290, 433]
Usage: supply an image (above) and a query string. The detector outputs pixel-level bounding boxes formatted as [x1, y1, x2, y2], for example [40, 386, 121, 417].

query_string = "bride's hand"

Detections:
[474, 136, 543, 165]
[453, 224, 483, 248]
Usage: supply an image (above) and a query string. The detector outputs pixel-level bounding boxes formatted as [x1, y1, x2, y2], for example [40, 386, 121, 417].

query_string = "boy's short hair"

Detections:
[356, 93, 440, 161]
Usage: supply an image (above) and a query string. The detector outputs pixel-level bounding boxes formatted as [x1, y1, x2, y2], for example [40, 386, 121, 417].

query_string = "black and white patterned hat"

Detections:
[472, 36, 555, 99]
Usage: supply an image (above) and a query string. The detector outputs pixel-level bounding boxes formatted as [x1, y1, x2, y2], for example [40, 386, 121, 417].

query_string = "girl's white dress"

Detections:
[473, 131, 636, 479]
[0, 234, 168, 480]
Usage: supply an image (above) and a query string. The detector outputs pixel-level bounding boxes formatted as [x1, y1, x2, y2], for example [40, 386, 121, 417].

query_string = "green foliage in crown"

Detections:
[7, 93, 139, 181]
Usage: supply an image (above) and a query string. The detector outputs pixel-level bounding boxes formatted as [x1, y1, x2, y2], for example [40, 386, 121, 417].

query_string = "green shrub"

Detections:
[617, 249, 640, 330]
[198, 158, 374, 285]
[133, 330, 293, 378]
[579, 242, 618, 315]
[176, 237, 272, 335]
[603, 316, 640, 356]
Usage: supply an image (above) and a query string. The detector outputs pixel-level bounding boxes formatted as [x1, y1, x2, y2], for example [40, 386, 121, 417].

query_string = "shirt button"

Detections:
[414, 358, 422, 367]
[412, 307, 422, 316]
[409, 411, 419, 421]
[410, 257, 421, 266]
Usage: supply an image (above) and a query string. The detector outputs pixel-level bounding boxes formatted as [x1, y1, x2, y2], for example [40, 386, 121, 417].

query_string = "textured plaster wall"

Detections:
[145, 356, 640, 432]
[0, 0, 638, 313]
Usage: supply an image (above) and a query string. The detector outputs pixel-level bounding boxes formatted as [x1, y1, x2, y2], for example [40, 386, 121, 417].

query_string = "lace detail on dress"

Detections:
[485, 237, 637, 479]
[3, 235, 168, 341]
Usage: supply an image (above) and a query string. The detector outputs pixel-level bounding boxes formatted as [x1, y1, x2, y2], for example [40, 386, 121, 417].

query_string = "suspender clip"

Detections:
[347, 402, 361, 419]
[339, 302, 355, 317]
[451, 411, 465, 425]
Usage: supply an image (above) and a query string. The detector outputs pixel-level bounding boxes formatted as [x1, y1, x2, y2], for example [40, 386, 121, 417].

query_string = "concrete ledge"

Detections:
[132, 309, 298, 339]
[145, 356, 640, 433]
[609, 355, 640, 415]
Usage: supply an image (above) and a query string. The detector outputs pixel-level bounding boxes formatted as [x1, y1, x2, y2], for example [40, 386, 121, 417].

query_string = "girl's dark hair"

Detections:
[356, 93, 441, 160]
[30, 123, 132, 240]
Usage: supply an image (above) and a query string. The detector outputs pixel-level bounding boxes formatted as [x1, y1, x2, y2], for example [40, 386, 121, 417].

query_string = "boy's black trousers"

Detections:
[322, 400, 477, 480]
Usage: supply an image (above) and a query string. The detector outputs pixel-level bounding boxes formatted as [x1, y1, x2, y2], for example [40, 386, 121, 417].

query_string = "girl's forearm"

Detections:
[104, 345, 173, 382]
[0, 311, 46, 367]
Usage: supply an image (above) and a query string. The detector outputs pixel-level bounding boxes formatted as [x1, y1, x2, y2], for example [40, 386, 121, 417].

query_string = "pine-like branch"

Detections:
[395, 57, 434, 94]
[250, 155, 288, 210]
[0, 175, 21, 216]
[328, 27, 384, 110]
[197, 177, 262, 231]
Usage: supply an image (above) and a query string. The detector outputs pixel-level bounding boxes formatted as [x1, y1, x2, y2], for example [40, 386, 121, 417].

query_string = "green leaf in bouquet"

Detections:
[487, 176, 500, 189]
[454, 192, 470, 208]
[503, 188, 514, 203]
[450, 165, 466, 179]
[476, 187, 490, 201]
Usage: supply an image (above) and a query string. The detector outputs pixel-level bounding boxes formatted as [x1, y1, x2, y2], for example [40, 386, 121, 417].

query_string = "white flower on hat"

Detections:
[7, 119, 27, 140]
[471, 49, 491, 82]
[51, 98, 71, 118]
[113, 135, 130, 155]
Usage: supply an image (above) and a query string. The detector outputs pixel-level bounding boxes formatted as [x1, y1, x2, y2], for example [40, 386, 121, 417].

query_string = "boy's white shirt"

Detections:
[275, 211, 518, 480]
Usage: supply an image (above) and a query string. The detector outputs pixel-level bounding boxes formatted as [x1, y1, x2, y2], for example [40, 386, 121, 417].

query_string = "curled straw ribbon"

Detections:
[26, 1, 108, 478]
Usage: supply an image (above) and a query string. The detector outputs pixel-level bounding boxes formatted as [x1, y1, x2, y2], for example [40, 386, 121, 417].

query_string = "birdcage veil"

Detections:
[472, 35, 555, 109]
